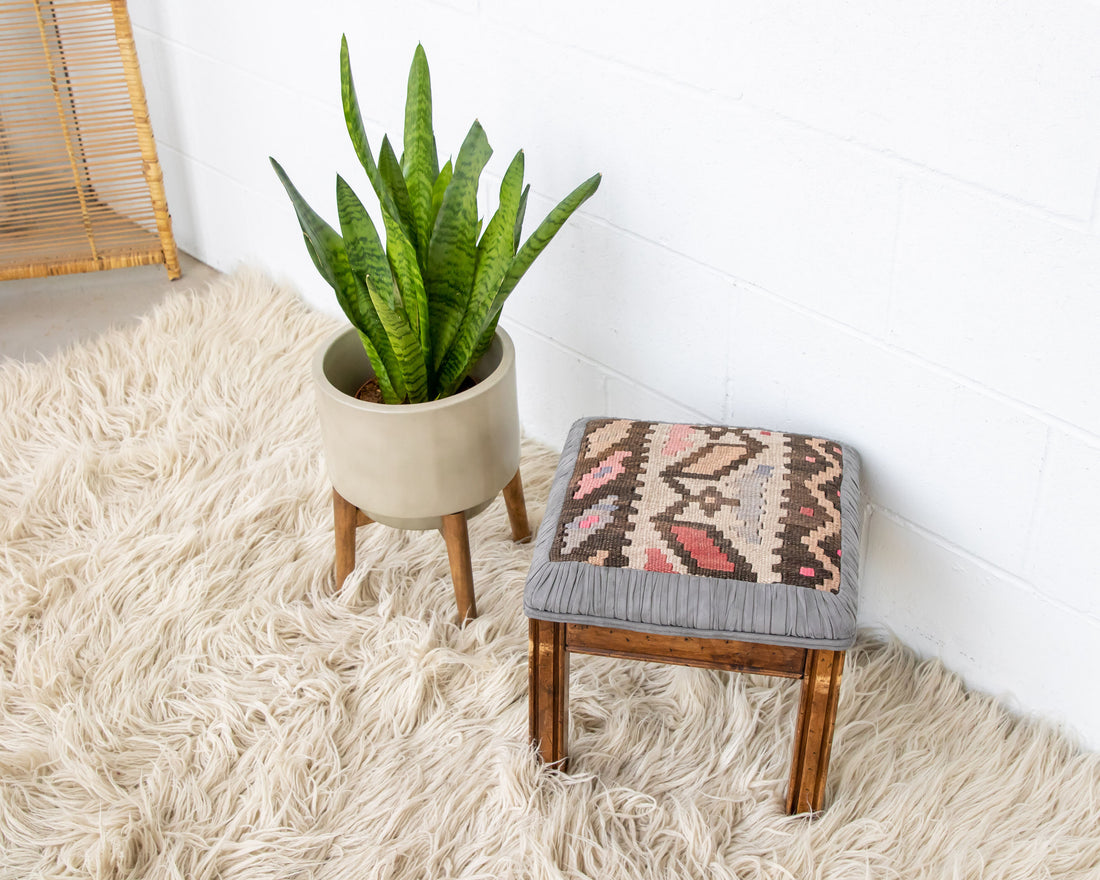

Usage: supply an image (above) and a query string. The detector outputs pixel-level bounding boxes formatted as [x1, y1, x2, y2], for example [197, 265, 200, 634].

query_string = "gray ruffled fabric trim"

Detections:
[523, 417, 863, 650]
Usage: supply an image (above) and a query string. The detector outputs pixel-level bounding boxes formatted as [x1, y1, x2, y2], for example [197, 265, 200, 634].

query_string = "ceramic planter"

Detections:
[313, 326, 521, 531]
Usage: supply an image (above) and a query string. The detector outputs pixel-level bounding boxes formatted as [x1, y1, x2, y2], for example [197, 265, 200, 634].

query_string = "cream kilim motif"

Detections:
[551, 419, 846, 592]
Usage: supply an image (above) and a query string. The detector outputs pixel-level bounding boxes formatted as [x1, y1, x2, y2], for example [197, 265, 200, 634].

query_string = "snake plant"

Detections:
[270, 39, 601, 404]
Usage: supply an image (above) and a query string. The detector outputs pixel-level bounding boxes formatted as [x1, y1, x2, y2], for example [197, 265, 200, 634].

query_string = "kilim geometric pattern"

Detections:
[551, 419, 846, 592]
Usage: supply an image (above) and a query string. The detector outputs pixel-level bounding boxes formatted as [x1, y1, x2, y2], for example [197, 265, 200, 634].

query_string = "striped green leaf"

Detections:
[436, 150, 525, 396]
[357, 329, 399, 404]
[425, 121, 492, 370]
[379, 203, 431, 378]
[346, 271, 406, 404]
[470, 311, 499, 366]
[378, 136, 417, 251]
[301, 231, 332, 288]
[336, 175, 393, 307]
[270, 157, 406, 403]
[271, 157, 361, 326]
[513, 184, 529, 254]
[402, 44, 437, 265]
[471, 173, 601, 361]
[365, 274, 428, 403]
[491, 172, 601, 317]
[283, 42, 603, 406]
[340, 36, 382, 197]
[430, 159, 452, 235]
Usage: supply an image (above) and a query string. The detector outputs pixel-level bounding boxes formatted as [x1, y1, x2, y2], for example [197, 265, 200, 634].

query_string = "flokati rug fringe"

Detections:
[0, 271, 1097, 879]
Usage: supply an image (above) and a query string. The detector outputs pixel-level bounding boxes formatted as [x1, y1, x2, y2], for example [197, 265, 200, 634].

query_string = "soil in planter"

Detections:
[355, 377, 386, 404]
[355, 374, 478, 404]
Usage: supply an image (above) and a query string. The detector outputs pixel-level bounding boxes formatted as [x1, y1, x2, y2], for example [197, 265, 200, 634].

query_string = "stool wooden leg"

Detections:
[502, 468, 532, 543]
[786, 649, 845, 814]
[529, 618, 569, 767]
[334, 488, 358, 586]
[441, 512, 478, 623]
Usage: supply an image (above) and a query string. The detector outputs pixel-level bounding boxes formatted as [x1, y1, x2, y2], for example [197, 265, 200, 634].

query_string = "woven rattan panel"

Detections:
[0, 0, 178, 280]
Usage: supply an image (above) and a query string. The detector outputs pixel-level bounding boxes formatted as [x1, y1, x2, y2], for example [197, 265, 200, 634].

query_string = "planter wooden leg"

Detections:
[529, 618, 569, 767]
[786, 649, 845, 814]
[502, 468, 532, 543]
[441, 512, 477, 623]
[333, 488, 358, 586]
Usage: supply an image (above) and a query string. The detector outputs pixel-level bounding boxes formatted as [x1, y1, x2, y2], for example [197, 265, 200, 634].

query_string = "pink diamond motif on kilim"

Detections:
[550, 419, 846, 592]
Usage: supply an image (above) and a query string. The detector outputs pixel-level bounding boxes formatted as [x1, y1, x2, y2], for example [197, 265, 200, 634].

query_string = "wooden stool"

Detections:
[335, 468, 532, 622]
[524, 419, 862, 814]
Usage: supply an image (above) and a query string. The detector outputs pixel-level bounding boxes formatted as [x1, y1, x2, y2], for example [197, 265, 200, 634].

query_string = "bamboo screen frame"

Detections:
[0, 0, 179, 280]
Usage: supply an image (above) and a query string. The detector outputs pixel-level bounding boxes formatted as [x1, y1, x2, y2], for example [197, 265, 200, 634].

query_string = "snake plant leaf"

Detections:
[430, 159, 452, 235]
[336, 175, 394, 307]
[270, 158, 405, 403]
[402, 44, 438, 264]
[280, 43, 602, 406]
[301, 231, 332, 288]
[357, 329, 400, 404]
[378, 136, 417, 251]
[471, 172, 602, 359]
[497, 171, 601, 306]
[513, 184, 530, 254]
[425, 121, 492, 370]
[379, 201, 431, 375]
[348, 266, 407, 405]
[470, 311, 499, 365]
[365, 274, 428, 403]
[340, 36, 383, 197]
[335, 177, 406, 404]
[271, 158, 360, 325]
[436, 150, 525, 397]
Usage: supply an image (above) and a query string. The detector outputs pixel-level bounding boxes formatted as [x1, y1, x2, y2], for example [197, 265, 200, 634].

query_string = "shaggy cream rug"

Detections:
[1, 273, 1098, 879]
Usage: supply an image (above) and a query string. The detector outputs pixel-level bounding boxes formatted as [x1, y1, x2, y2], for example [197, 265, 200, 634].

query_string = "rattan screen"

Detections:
[0, 0, 179, 280]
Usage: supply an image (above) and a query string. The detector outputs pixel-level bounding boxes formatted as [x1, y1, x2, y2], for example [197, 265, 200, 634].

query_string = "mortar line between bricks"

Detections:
[503, 315, 717, 424]
[735, 96, 1097, 232]
[159, 144, 295, 223]
[159, 143, 254, 190]
[133, 26, 356, 125]
[1020, 426, 1054, 582]
[869, 503, 1099, 626]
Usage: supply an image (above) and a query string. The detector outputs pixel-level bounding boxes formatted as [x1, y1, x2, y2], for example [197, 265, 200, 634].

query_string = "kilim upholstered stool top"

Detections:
[524, 417, 862, 814]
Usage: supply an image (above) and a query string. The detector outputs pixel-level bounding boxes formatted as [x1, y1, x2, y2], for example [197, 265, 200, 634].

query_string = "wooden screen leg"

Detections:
[502, 469, 532, 543]
[786, 649, 845, 814]
[529, 618, 569, 767]
[441, 512, 478, 623]
[333, 488, 358, 586]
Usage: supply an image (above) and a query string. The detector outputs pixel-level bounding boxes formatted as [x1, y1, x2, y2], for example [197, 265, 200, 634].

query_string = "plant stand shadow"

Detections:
[333, 468, 531, 623]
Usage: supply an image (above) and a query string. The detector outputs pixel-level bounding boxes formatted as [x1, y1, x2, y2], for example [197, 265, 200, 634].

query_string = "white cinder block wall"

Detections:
[127, 0, 1100, 748]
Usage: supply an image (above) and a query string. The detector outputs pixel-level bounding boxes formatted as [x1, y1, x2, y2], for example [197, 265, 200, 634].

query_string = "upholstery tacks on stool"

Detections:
[524, 417, 862, 814]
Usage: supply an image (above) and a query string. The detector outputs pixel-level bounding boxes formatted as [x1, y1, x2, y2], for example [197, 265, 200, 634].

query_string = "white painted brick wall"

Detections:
[892, 180, 1100, 434]
[728, 290, 1050, 577]
[862, 511, 1100, 743]
[127, 0, 1100, 748]
[488, 0, 1100, 218]
[1028, 430, 1100, 618]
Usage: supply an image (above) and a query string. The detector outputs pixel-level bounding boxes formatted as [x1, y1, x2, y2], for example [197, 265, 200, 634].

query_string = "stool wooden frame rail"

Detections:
[529, 620, 845, 815]
[333, 468, 532, 623]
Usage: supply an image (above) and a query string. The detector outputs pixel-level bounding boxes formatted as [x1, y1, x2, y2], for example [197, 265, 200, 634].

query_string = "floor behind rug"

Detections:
[1, 272, 1097, 879]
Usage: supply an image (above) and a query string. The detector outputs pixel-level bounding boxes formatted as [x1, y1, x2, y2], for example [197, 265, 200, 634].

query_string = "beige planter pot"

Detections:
[313, 326, 521, 531]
